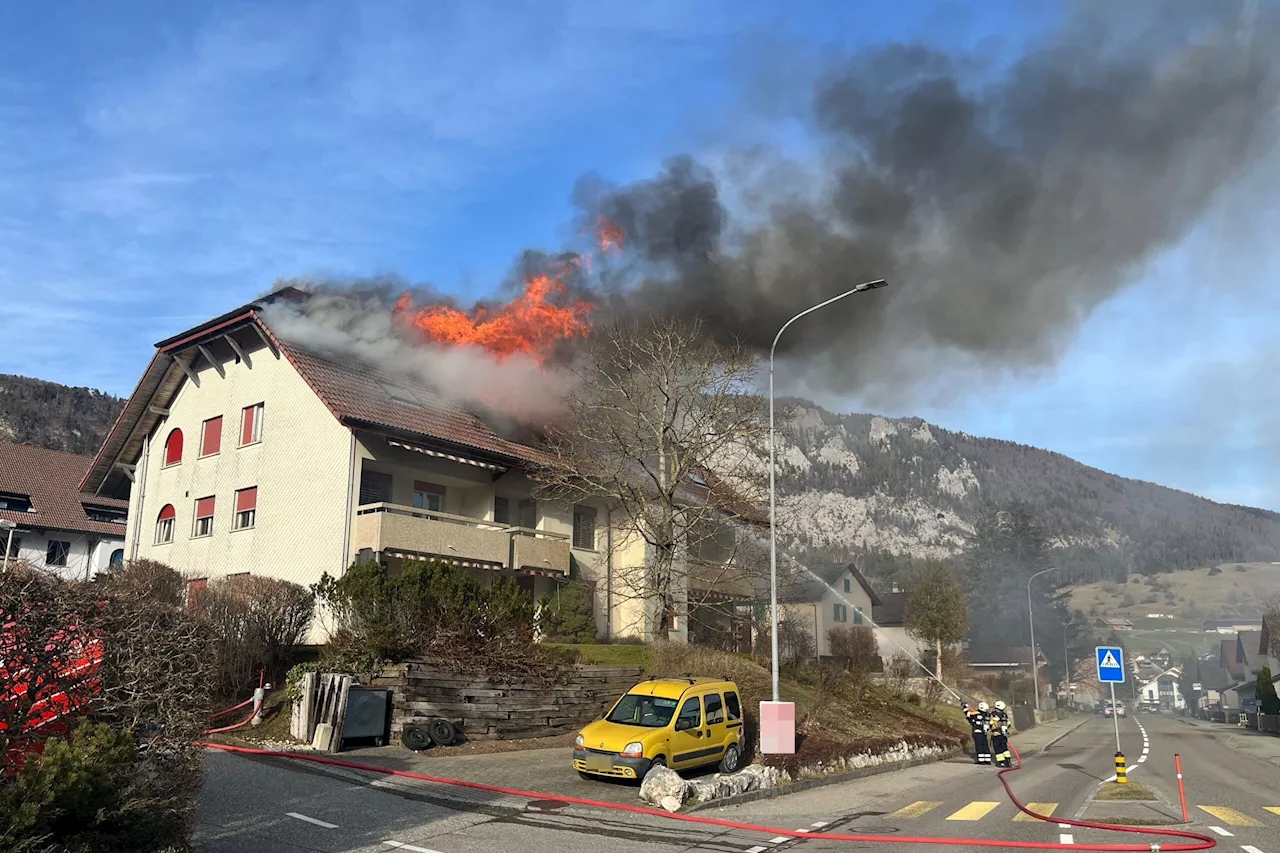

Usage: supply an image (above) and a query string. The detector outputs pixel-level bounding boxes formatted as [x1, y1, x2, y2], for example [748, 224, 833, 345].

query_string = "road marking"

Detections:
[384, 843, 442, 853]
[1265, 807, 1280, 816]
[745, 847, 767, 853]
[286, 812, 338, 829]
[946, 801, 1001, 821]
[1059, 823, 1071, 828]
[1060, 834, 1074, 845]
[1208, 826, 1235, 837]
[887, 801, 943, 819]
[1014, 803, 1057, 822]
[1198, 806, 1263, 827]
[769, 836, 791, 844]
[1240, 846, 1264, 853]
[810, 821, 830, 828]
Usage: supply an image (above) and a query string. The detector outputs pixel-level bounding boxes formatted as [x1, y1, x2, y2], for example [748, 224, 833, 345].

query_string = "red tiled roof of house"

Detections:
[0, 442, 129, 537]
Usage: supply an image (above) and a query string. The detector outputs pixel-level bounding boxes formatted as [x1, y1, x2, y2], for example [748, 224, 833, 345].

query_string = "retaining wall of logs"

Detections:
[369, 662, 645, 742]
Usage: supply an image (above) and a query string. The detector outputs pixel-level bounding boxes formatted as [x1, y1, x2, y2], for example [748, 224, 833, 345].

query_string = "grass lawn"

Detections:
[1094, 781, 1157, 801]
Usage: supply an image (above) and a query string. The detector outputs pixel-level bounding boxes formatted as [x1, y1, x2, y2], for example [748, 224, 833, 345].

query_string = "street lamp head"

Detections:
[854, 279, 889, 292]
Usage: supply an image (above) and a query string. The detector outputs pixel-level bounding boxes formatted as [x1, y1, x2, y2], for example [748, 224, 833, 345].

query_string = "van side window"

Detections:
[725, 691, 741, 721]
[704, 693, 724, 725]
[675, 697, 702, 731]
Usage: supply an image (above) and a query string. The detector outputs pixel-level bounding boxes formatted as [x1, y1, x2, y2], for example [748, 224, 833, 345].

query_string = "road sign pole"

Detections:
[1110, 682, 1120, 752]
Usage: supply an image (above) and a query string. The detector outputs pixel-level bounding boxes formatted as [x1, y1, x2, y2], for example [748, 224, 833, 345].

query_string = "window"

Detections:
[84, 504, 127, 524]
[200, 416, 222, 457]
[675, 697, 702, 731]
[517, 498, 537, 529]
[193, 496, 215, 537]
[493, 496, 510, 524]
[853, 608, 864, 624]
[412, 481, 445, 512]
[5, 536, 21, 558]
[234, 487, 257, 530]
[0, 491, 32, 512]
[46, 540, 70, 567]
[359, 469, 392, 506]
[240, 403, 264, 446]
[834, 603, 847, 622]
[725, 691, 741, 722]
[572, 505, 596, 550]
[163, 429, 183, 466]
[109, 549, 124, 567]
[843, 578, 851, 593]
[704, 693, 725, 725]
[156, 504, 175, 543]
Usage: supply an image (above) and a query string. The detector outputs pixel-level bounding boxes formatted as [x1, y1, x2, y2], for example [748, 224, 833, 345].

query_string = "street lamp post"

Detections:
[762, 279, 887, 754]
[1027, 567, 1059, 712]
[1, 519, 16, 572]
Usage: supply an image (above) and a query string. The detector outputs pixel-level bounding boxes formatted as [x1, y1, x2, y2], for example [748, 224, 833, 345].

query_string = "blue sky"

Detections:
[1, 1, 1276, 510]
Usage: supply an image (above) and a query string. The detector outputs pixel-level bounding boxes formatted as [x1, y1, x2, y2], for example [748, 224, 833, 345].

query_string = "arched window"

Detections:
[109, 548, 124, 567]
[163, 429, 183, 466]
[156, 504, 176, 544]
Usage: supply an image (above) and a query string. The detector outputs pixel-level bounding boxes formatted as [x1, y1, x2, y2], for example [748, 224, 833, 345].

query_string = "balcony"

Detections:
[353, 503, 570, 575]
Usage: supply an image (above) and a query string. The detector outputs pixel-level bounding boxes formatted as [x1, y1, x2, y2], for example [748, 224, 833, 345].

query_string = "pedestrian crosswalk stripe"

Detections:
[947, 802, 1001, 821]
[1196, 806, 1262, 827]
[1264, 807, 1280, 816]
[887, 801, 943, 819]
[1013, 803, 1057, 822]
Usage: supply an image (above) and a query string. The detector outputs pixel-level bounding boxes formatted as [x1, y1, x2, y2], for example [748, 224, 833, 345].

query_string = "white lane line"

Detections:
[384, 843, 442, 853]
[769, 836, 792, 844]
[745, 847, 767, 853]
[1209, 826, 1235, 837]
[1059, 823, 1071, 828]
[286, 812, 338, 829]
[810, 821, 830, 828]
[1060, 834, 1074, 845]
[1240, 846, 1264, 853]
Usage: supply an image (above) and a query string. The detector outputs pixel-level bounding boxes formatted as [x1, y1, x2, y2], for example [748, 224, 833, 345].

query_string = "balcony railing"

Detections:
[353, 503, 570, 574]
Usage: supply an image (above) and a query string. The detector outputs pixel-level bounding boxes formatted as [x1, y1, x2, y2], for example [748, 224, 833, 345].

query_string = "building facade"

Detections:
[1, 442, 127, 579]
[779, 564, 881, 659]
[81, 289, 755, 641]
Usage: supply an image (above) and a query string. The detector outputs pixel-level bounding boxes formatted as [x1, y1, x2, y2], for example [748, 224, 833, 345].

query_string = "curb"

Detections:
[1033, 715, 1093, 754]
[684, 748, 966, 813]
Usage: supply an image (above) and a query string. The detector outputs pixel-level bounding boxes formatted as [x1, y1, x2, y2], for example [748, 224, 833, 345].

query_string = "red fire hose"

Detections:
[198, 736, 1216, 850]
[204, 695, 259, 734]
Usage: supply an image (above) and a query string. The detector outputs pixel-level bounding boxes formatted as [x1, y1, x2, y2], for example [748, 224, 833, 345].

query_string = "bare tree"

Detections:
[534, 316, 769, 638]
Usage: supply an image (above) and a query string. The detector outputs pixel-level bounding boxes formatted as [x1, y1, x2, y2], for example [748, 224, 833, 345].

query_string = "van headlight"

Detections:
[621, 742, 644, 758]
[575, 734, 584, 747]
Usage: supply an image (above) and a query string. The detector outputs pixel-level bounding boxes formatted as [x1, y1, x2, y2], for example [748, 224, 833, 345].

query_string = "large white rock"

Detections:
[639, 765, 689, 809]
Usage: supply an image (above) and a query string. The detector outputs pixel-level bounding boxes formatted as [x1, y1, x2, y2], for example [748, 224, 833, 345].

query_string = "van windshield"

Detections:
[606, 694, 679, 728]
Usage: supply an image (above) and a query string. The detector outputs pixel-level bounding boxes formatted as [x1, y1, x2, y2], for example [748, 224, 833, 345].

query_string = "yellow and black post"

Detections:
[1115, 752, 1127, 784]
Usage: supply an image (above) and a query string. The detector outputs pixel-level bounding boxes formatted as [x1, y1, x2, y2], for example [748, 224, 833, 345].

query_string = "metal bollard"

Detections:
[1115, 751, 1127, 784]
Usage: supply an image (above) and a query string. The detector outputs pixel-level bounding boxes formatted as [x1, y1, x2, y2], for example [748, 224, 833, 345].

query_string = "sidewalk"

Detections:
[1177, 716, 1280, 767]
[1011, 713, 1093, 754]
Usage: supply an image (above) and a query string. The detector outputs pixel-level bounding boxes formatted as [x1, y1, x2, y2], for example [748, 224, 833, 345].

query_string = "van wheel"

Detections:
[719, 744, 741, 773]
[578, 771, 593, 780]
[650, 755, 667, 770]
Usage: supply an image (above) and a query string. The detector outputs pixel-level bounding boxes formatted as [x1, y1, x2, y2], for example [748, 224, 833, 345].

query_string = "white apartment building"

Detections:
[1, 442, 127, 578]
[81, 288, 755, 641]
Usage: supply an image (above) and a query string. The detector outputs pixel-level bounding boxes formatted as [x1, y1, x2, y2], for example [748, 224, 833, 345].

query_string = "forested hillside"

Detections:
[0, 374, 123, 455]
[775, 400, 1280, 585]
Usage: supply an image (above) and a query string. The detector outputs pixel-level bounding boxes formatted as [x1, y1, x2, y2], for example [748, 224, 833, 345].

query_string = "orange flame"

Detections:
[595, 215, 624, 253]
[394, 270, 592, 362]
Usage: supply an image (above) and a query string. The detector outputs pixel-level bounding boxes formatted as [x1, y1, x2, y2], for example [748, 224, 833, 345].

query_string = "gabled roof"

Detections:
[781, 563, 882, 606]
[1197, 664, 1231, 691]
[873, 591, 907, 627]
[0, 442, 128, 537]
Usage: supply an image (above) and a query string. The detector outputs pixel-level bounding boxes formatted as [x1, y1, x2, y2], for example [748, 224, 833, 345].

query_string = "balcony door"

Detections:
[413, 481, 445, 513]
[359, 469, 392, 506]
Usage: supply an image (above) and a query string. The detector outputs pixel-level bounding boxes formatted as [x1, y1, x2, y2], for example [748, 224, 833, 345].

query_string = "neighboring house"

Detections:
[779, 564, 880, 659]
[1138, 668, 1185, 710]
[0, 442, 127, 579]
[968, 646, 1048, 677]
[870, 587, 931, 668]
[1194, 663, 1231, 711]
[1094, 617, 1134, 631]
[80, 288, 756, 642]
[1204, 618, 1264, 634]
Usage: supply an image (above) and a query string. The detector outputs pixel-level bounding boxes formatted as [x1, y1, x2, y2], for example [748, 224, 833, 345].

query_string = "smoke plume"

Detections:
[579, 0, 1280, 404]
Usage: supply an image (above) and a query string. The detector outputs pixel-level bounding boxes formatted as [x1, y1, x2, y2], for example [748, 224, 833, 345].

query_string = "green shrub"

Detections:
[536, 583, 597, 643]
[1257, 666, 1280, 716]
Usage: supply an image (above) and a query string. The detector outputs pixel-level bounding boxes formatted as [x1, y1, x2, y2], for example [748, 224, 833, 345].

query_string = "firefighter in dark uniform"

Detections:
[990, 700, 1013, 767]
[962, 700, 991, 765]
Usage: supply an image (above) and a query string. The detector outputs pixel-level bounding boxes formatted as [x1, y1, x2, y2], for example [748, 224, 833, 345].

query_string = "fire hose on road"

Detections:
[198, 736, 1216, 851]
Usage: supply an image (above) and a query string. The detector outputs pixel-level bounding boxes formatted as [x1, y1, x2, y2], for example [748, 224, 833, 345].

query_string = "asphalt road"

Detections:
[196, 714, 1280, 853]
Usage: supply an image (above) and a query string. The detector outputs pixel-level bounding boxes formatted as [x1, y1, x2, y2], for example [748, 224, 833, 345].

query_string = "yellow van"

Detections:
[572, 677, 745, 781]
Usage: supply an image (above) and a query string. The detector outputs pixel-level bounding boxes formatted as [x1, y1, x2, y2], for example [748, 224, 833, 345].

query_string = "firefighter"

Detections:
[962, 700, 991, 765]
[990, 700, 1012, 767]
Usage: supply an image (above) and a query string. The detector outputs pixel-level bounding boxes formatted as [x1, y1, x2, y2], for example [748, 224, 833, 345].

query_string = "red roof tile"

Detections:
[0, 442, 129, 537]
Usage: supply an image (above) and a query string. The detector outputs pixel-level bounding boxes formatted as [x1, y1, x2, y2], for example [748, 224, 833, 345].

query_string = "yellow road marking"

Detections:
[947, 801, 1001, 821]
[1264, 806, 1280, 816]
[1013, 803, 1057, 822]
[1197, 806, 1263, 827]
[886, 801, 943, 819]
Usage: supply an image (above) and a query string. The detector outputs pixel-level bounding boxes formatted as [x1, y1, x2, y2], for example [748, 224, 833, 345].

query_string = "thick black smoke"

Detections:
[578, 0, 1280, 404]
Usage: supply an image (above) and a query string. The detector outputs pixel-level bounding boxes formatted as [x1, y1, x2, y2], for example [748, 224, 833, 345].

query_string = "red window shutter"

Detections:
[201, 416, 222, 456]
[235, 487, 257, 512]
[195, 496, 215, 517]
[158, 504, 176, 520]
[164, 429, 183, 465]
[241, 406, 253, 445]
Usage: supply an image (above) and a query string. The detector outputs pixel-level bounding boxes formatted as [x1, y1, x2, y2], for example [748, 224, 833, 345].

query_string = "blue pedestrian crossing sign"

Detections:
[1096, 646, 1125, 683]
